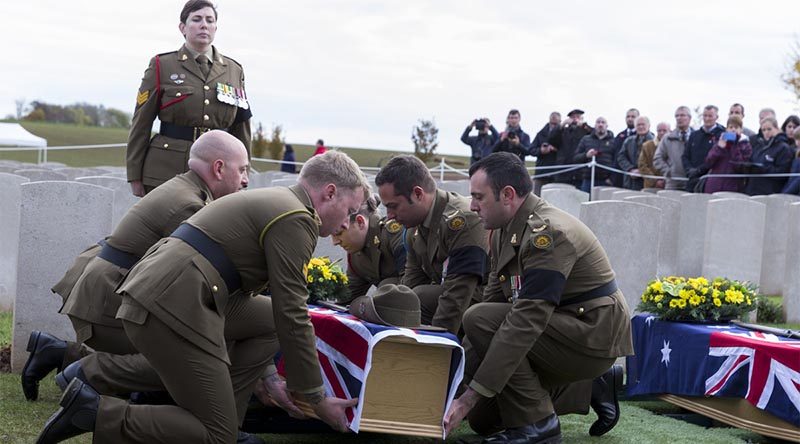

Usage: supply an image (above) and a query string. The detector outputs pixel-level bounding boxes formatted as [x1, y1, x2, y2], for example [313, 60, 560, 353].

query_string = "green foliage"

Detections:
[267, 124, 286, 160]
[411, 118, 438, 162]
[0, 312, 10, 347]
[782, 40, 800, 103]
[24, 108, 45, 121]
[306, 257, 349, 303]
[251, 122, 269, 158]
[756, 296, 785, 324]
[22, 100, 131, 128]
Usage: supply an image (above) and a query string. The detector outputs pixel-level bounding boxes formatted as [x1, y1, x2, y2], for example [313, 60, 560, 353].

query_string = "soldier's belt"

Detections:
[559, 279, 618, 307]
[170, 223, 242, 292]
[160, 122, 229, 142]
[97, 240, 140, 270]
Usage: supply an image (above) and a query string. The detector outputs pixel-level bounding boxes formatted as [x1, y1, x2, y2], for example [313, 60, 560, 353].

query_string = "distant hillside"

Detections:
[0, 121, 471, 169]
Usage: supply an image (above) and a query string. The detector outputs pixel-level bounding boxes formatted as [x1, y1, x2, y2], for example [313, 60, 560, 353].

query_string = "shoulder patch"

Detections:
[448, 215, 466, 231]
[136, 90, 149, 106]
[386, 220, 402, 234]
[532, 233, 553, 250]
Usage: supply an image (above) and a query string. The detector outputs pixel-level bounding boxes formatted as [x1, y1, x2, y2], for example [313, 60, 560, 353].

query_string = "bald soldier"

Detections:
[376, 155, 489, 335]
[37, 151, 370, 444]
[444, 153, 633, 444]
[331, 195, 406, 300]
[21, 130, 249, 402]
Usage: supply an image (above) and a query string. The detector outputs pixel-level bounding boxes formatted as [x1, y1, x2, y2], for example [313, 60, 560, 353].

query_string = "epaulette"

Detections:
[155, 50, 177, 57]
[223, 55, 244, 68]
[526, 215, 553, 250]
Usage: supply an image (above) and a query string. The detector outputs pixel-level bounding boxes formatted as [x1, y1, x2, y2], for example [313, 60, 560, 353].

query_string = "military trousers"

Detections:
[62, 318, 137, 369]
[87, 294, 277, 443]
[462, 302, 615, 433]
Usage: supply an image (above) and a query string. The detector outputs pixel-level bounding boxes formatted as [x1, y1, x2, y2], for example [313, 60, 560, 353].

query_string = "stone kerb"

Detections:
[11, 181, 113, 373]
[701, 198, 766, 286]
[677, 194, 714, 277]
[76, 176, 140, 230]
[541, 188, 589, 218]
[784, 203, 800, 322]
[13, 169, 68, 182]
[438, 180, 470, 196]
[625, 195, 681, 277]
[0, 173, 30, 311]
[580, 201, 661, 312]
[751, 195, 793, 295]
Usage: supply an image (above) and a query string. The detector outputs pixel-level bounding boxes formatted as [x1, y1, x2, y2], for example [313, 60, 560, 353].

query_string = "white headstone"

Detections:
[656, 190, 689, 200]
[438, 180, 470, 196]
[783, 203, 800, 322]
[13, 169, 68, 182]
[271, 178, 298, 188]
[541, 183, 576, 191]
[0, 165, 19, 173]
[769, 193, 800, 204]
[11, 181, 113, 372]
[711, 191, 749, 200]
[0, 173, 29, 310]
[677, 194, 714, 277]
[597, 187, 625, 201]
[580, 201, 661, 312]
[54, 167, 108, 180]
[102, 172, 128, 179]
[76, 176, 140, 230]
[611, 190, 647, 200]
[625, 195, 681, 277]
[751, 196, 792, 295]
[541, 188, 589, 218]
[38, 162, 67, 170]
[702, 198, 766, 285]
[591, 186, 613, 201]
[641, 188, 660, 194]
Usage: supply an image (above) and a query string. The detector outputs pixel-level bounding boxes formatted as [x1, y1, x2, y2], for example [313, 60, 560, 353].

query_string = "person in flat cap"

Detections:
[548, 109, 593, 186]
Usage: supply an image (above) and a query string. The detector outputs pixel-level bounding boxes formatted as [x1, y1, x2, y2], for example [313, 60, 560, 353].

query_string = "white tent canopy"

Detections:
[0, 123, 46, 147]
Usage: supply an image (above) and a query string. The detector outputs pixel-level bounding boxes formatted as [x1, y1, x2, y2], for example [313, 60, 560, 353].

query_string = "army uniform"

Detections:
[462, 193, 633, 433]
[402, 189, 489, 334]
[345, 214, 406, 299]
[127, 44, 252, 190]
[83, 185, 324, 443]
[52, 170, 214, 366]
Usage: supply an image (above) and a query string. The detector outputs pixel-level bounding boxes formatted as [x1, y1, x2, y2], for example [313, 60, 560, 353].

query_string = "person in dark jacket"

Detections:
[461, 117, 499, 165]
[749, 108, 776, 152]
[573, 116, 615, 192]
[530, 111, 561, 195]
[781, 115, 800, 149]
[548, 109, 592, 186]
[744, 117, 794, 196]
[610, 108, 639, 187]
[492, 109, 532, 161]
[682, 105, 724, 192]
[280, 144, 296, 173]
[781, 131, 800, 195]
[703, 115, 752, 193]
[617, 116, 653, 190]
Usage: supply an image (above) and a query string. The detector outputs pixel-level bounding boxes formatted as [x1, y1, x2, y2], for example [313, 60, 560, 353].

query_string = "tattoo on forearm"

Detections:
[306, 391, 326, 405]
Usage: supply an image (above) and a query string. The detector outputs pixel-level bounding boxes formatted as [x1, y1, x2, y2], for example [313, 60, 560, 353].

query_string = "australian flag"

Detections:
[277, 306, 464, 434]
[627, 314, 800, 427]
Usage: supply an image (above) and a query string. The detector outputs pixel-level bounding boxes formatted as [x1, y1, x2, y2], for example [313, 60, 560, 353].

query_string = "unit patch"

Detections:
[386, 220, 402, 234]
[533, 234, 552, 250]
[448, 216, 466, 231]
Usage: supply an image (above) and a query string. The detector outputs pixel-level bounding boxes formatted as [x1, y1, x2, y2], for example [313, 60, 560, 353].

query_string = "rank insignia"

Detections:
[448, 216, 466, 231]
[136, 90, 149, 106]
[531, 223, 548, 233]
[373, 235, 380, 246]
[510, 233, 517, 244]
[533, 234, 552, 250]
[386, 220, 402, 234]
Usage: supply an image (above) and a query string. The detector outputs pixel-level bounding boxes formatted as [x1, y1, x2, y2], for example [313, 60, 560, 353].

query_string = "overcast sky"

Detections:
[4, 1, 800, 155]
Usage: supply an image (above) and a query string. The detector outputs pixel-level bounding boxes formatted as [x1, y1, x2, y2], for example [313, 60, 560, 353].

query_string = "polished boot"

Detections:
[22, 331, 67, 401]
[589, 364, 623, 436]
[36, 378, 98, 444]
[482, 413, 561, 444]
[237, 430, 266, 444]
[55, 360, 88, 392]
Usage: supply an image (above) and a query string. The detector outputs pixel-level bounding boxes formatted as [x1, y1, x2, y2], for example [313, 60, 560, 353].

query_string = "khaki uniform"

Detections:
[401, 189, 489, 334]
[127, 44, 252, 189]
[88, 185, 323, 443]
[463, 194, 634, 432]
[346, 214, 406, 299]
[53, 171, 213, 364]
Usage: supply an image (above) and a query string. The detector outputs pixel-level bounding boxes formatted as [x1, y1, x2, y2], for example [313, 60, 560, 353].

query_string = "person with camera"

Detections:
[461, 118, 499, 165]
[548, 109, 592, 186]
[530, 111, 561, 196]
[573, 117, 616, 192]
[492, 109, 532, 162]
[703, 115, 752, 193]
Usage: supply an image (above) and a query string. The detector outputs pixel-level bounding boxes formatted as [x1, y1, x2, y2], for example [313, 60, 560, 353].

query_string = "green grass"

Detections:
[0, 312, 10, 348]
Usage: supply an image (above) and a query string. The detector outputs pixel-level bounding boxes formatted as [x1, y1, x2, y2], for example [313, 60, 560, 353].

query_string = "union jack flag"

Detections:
[705, 331, 800, 424]
[277, 307, 464, 434]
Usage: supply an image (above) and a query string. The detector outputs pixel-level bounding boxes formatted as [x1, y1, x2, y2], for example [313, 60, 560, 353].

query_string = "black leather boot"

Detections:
[22, 331, 67, 401]
[55, 360, 88, 392]
[589, 364, 623, 436]
[482, 413, 561, 444]
[36, 378, 98, 444]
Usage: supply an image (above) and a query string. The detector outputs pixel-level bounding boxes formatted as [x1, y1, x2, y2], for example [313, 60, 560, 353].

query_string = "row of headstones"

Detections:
[538, 184, 800, 322]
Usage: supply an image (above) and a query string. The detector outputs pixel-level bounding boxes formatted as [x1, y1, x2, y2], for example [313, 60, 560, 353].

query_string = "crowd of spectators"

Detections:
[460, 104, 800, 196]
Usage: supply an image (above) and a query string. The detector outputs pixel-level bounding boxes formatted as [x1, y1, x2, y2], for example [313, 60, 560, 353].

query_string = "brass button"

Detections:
[176, 92, 182, 97]
[212, 285, 218, 292]
[499, 275, 506, 282]
[204, 99, 210, 105]
[163, 143, 169, 148]
[203, 114, 209, 121]
[577, 307, 585, 315]
[203, 85, 210, 91]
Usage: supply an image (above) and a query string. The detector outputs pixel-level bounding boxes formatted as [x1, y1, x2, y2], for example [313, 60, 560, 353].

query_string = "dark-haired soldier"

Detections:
[444, 152, 633, 443]
[332, 195, 407, 299]
[376, 155, 489, 335]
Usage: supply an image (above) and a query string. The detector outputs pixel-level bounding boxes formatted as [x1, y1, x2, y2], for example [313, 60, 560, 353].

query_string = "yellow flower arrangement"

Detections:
[305, 256, 350, 303]
[638, 276, 757, 322]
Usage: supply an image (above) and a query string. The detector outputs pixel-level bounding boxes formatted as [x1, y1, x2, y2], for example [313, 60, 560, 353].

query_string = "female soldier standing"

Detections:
[331, 195, 407, 300]
[127, 0, 252, 196]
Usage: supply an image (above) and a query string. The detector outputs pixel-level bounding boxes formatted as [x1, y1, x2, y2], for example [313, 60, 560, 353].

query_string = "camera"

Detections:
[475, 119, 487, 131]
[722, 131, 737, 142]
[507, 131, 518, 140]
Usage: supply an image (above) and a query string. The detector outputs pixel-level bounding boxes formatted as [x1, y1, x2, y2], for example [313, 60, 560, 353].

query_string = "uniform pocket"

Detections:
[160, 86, 194, 110]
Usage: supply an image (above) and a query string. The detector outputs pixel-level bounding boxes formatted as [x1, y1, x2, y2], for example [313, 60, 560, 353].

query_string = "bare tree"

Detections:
[412, 118, 438, 162]
[782, 37, 800, 103]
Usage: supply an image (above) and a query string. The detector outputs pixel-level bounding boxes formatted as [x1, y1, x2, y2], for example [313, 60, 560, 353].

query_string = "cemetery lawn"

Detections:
[0, 312, 783, 444]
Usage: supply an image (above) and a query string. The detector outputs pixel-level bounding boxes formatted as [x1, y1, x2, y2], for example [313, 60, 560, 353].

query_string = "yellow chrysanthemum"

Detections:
[676, 299, 687, 309]
[713, 298, 722, 307]
[669, 299, 680, 308]
[309, 257, 326, 267]
[650, 281, 663, 292]
[654, 295, 664, 303]
[689, 295, 702, 307]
